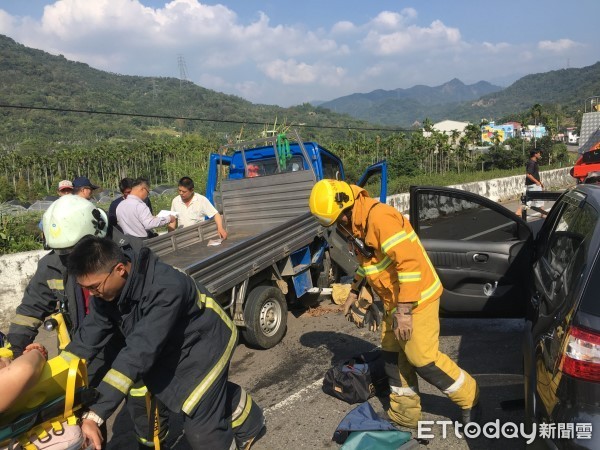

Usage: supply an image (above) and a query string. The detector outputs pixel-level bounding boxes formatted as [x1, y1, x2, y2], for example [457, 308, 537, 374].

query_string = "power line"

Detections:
[0, 102, 414, 133]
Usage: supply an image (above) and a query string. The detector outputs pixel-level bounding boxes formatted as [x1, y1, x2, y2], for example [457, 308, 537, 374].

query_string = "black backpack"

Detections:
[322, 350, 389, 404]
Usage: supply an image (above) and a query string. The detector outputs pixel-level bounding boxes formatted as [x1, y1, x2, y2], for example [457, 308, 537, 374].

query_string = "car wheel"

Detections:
[242, 285, 288, 349]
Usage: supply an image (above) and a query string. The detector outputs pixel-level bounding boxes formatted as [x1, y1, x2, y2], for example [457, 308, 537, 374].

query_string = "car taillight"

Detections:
[561, 326, 600, 382]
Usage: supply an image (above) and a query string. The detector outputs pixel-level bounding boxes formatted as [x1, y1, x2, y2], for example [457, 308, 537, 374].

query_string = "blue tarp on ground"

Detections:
[333, 402, 412, 449]
[341, 430, 413, 450]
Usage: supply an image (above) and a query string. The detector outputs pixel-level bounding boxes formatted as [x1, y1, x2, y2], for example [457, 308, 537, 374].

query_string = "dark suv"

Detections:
[408, 184, 600, 449]
[523, 185, 600, 449]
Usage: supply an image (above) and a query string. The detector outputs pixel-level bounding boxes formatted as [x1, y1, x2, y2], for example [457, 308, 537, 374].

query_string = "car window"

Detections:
[246, 155, 304, 177]
[415, 192, 519, 241]
[321, 153, 343, 180]
[580, 251, 600, 317]
[539, 202, 598, 309]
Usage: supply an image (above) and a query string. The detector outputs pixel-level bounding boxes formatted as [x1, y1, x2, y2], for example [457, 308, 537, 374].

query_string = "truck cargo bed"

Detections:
[145, 169, 321, 296]
[158, 231, 256, 268]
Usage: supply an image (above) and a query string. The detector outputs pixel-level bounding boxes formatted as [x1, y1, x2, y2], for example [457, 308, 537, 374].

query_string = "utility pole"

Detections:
[177, 55, 189, 89]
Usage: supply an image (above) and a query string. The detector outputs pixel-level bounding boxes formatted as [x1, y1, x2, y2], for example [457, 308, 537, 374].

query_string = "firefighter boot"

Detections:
[382, 350, 422, 428]
[228, 382, 266, 450]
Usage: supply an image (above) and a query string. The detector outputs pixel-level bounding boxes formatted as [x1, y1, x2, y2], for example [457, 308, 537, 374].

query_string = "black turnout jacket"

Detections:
[63, 246, 237, 420]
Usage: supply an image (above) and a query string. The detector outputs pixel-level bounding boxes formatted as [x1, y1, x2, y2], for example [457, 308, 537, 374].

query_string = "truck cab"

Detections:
[206, 134, 387, 206]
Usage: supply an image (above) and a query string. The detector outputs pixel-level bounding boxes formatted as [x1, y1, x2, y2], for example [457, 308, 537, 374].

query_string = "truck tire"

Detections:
[243, 285, 288, 349]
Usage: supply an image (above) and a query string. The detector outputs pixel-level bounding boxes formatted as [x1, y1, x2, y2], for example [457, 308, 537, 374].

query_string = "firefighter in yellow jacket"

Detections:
[309, 179, 480, 428]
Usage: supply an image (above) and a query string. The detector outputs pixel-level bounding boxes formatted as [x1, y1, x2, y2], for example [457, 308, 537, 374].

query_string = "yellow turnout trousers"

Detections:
[381, 298, 479, 428]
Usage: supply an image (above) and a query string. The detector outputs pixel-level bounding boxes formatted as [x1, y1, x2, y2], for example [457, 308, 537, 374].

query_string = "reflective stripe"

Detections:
[182, 292, 237, 415]
[12, 314, 42, 328]
[103, 368, 134, 395]
[443, 370, 465, 394]
[397, 272, 421, 283]
[381, 231, 413, 254]
[390, 385, 419, 396]
[231, 388, 248, 422]
[136, 432, 169, 447]
[420, 279, 441, 303]
[414, 238, 442, 288]
[47, 279, 65, 290]
[136, 437, 155, 447]
[129, 385, 148, 397]
[59, 350, 79, 364]
[356, 266, 366, 277]
[359, 256, 392, 276]
[232, 393, 253, 428]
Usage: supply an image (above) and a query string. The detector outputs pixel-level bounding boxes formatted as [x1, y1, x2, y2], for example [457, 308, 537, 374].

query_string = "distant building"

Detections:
[567, 128, 579, 145]
[423, 120, 470, 141]
[521, 124, 547, 141]
[481, 122, 516, 144]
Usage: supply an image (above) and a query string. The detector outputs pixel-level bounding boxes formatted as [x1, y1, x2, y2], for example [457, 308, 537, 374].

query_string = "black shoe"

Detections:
[461, 402, 482, 426]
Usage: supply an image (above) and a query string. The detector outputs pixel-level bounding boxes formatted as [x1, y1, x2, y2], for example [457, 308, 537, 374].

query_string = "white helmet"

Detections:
[43, 195, 108, 250]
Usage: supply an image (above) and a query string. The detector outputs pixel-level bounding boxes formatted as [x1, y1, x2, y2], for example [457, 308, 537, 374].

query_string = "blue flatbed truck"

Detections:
[145, 131, 387, 348]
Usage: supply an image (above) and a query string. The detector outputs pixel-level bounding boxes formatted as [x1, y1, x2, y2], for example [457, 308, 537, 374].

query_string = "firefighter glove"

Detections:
[348, 299, 381, 332]
[365, 302, 382, 332]
[392, 303, 413, 341]
[342, 290, 359, 317]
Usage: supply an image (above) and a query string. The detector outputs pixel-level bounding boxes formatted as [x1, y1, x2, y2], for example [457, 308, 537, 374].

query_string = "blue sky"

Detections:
[1, 0, 599, 106]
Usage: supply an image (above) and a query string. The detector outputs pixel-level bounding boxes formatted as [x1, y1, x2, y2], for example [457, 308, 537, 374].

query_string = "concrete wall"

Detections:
[387, 167, 572, 214]
[0, 249, 49, 328]
[0, 167, 573, 329]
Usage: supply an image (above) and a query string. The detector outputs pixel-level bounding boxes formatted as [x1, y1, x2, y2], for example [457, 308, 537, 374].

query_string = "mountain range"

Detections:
[318, 79, 502, 122]
[318, 63, 600, 127]
[1, 33, 600, 141]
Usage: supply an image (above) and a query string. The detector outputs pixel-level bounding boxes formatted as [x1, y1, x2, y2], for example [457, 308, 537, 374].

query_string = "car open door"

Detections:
[326, 162, 388, 276]
[357, 161, 388, 203]
[409, 186, 532, 317]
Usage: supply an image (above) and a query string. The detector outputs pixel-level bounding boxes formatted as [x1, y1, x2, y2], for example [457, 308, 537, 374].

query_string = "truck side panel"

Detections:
[221, 169, 316, 235]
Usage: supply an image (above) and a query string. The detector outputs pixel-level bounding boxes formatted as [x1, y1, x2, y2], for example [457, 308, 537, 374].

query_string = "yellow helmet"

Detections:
[309, 179, 354, 226]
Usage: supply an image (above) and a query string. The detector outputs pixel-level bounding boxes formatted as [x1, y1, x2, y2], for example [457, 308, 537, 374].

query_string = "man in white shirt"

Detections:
[116, 177, 175, 238]
[168, 176, 228, 239]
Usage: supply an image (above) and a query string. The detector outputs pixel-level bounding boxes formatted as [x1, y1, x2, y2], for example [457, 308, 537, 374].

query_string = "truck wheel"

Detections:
[243, 285, 288, 349]
[316, 251, 341, 288]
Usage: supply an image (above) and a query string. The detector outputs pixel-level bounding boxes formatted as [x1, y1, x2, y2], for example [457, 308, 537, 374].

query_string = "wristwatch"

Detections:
[81, 410, 104, 426]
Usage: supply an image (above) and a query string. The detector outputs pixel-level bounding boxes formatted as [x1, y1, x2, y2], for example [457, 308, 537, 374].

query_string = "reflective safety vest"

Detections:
[349, 185, 442, 313]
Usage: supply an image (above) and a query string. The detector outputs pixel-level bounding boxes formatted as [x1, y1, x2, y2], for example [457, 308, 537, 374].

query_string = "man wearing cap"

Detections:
[57, 180, 73, 197]
[73, 176, 99, 201]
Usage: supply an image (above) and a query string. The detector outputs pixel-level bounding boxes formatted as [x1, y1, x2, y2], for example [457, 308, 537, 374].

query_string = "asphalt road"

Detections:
[38, 300, 527, 450]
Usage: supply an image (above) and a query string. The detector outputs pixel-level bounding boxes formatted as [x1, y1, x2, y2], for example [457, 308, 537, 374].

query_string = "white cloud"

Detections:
[538, 39, 580, 52]
[363, 19, 462, 55]
[198, 73, 230, 90]
[482, 41, 511, 53]
[331, 20, 355, 34]
[234, 80, 262, 100]
[260, 59, 345, 86]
